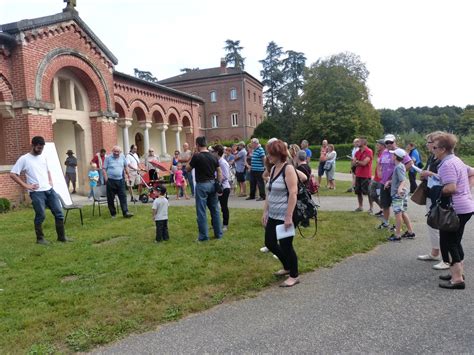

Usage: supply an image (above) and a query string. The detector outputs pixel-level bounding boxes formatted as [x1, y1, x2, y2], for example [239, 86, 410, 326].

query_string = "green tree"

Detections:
[259, 41, 284, 118]
[459, 106, 474, 135]
[224, 39, 245, 69]
[296, 52, 382, 143]
[253, 118, 281, 139]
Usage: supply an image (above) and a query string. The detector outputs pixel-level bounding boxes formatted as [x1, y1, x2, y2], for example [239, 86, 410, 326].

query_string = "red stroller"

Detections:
[138, 160, 169, 203]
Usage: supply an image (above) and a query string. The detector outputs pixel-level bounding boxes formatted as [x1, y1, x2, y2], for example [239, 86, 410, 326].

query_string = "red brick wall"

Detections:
[90, 118, 118, 154]
[0, 171, 24, 203]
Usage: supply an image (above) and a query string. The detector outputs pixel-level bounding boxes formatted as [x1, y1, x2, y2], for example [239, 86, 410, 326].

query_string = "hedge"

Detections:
[0, 197, 11, 213]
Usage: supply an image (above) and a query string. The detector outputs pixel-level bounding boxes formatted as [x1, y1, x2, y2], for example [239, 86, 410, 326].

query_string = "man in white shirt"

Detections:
[10, 136, 70, 244]
[126, 144, 143, 202]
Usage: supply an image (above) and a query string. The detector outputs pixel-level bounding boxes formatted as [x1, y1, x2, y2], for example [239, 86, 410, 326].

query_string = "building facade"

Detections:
[160, 59, 264, 143]
[0, 6, 203, 202]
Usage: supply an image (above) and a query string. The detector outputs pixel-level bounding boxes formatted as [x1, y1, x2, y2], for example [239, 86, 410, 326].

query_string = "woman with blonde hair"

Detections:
[325, 144, 337, 189]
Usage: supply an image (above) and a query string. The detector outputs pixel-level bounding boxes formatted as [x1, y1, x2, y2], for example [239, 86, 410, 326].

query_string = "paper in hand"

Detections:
[276, 224, 295, 240]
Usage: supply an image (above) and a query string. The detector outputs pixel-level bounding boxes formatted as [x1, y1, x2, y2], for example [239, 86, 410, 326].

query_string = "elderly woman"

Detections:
[325, 144, 337, 189]
[417, 131, 449, 270]
[262, 139, 300, 287]
[432, 133, 474, 289]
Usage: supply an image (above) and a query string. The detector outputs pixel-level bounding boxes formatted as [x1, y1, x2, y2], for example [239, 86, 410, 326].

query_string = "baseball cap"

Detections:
[384, 134, 396, 143]
[376, 139, 385, 145]
[389, 148, 407, 159]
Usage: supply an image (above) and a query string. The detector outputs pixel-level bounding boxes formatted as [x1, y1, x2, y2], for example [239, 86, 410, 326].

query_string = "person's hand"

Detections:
[384, 181, 391, 189]
[420, 170, 431, 179]
[398, 189, 405, 197]
[26, 183, 39, 190]
[284, 215, 293, 229]
[261, 211, 268, 227]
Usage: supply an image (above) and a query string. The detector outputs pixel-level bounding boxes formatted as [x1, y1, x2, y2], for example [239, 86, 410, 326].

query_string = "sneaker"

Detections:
[123, 212, 134, 218]
[388, 234, 402, 242]
[433, 261, 450, 270]
[374, 210, 383, 217]
[111, 215, 116, 219]
[354, 207, 363, 212]
[222, 225, 228, 232]
[88, 197, 93, 201]
[367, 209, 374, 215]
[260, 246, 269, 253]
[389, 224, 396, 232]
[417, 253, 441, 261]
[273, 254, 279, 260]
[401, 231, 416, 239]
[376, 222, 389, 230]
[256, 197, 265, 201]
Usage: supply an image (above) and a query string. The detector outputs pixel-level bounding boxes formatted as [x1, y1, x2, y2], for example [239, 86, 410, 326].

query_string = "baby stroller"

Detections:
[138, 160, 170, 203]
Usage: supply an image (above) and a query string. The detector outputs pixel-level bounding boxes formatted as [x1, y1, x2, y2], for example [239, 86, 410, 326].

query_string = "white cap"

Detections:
[384, 134, 396, 143]
[389, 148, 406, 159]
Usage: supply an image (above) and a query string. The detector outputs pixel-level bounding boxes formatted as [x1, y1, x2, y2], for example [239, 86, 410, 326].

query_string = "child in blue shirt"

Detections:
[88, 163, 99, 200]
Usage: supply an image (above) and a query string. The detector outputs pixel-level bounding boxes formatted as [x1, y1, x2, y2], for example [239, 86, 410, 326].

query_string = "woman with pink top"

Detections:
[432, 133, 474, 290]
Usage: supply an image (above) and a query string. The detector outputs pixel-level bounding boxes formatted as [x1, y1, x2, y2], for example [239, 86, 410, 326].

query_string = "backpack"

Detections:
[280, 164, 319, 238]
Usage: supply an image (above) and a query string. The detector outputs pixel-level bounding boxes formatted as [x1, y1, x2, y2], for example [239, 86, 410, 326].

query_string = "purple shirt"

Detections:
[379, 149, 412, 184]
[438, 155, 474, 215]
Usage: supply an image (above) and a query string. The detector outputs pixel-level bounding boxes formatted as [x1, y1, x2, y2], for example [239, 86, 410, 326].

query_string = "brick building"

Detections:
[0, 5, 203, 202]
[160, 59, 264, 143]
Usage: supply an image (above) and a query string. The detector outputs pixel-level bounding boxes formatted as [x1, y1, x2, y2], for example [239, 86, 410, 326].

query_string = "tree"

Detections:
[133, 68, 158, 83]
[253, 118, 281, 139]
[295, 52, 382, 143]
[180, 68, 199, 73]
[259, 41, 284, 118]
[459, 106, 474, 135]
[224, 39, 245, 69]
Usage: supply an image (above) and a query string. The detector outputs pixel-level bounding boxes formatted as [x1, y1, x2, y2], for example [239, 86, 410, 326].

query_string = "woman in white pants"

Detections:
[417, 132, 449, 270]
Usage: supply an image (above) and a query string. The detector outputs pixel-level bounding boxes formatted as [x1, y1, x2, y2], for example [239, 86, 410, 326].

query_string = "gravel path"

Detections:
[91, 192, 474, 354]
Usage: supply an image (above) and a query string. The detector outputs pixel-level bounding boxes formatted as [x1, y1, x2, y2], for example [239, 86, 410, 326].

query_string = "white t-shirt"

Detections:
[126, 152, 140, 174]
[152, 196, 169, 221]
[11, 153, 52, 192]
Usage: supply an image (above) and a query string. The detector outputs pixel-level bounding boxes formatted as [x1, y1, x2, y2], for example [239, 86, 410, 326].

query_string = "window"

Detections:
[254, 114, 258, 127]
[211, 114, 218, 128]
[210, 91, 217, 102]
[259, 95, 262, 105]
[231, 113, 238, 127]
[247, 90, 250, 100]
[248, 113, 252, 125]
[253, 92, 256, 102]
[230, 88, 237, 100]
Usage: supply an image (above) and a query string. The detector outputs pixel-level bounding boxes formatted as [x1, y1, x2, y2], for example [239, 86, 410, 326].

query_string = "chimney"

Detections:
[220, 58, 227, 73]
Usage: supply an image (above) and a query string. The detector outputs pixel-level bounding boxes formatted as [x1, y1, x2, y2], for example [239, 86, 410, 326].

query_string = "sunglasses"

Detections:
[385, 141, 394, 144]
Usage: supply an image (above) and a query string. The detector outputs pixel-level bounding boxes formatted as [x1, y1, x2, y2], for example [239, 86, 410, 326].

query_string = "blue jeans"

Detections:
[195, 181, 222, 241]
[30, 189, 64, 225]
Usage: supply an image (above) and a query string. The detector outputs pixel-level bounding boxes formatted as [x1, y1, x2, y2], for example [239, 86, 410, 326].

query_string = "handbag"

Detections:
[426, 198, 460, 232]
[410, 180, 427, 205]
[214, 181, 223, 194]
[323, 160, 333, 171]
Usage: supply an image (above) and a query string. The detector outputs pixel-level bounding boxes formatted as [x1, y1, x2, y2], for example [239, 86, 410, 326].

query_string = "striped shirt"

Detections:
[438, 154, 474, 215]
[267, 165, 289, 221]
[251, 145, 265, 172]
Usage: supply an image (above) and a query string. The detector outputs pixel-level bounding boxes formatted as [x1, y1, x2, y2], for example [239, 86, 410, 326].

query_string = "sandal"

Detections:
[273, 269, 290, 277]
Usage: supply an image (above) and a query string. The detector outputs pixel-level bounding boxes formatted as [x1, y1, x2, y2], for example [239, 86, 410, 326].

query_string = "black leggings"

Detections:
[439, 213, 472, 265]
[265, 217, 298, 278]
[218, 188, 230, 226]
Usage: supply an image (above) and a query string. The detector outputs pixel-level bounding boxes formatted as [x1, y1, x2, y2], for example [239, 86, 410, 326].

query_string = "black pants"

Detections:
[218, 188, 230, 226]
[106, 178, 129, 216]
[155, 220, 169, 241]
[408, 170, 418, 194]
[265, 217, 298, 278]
[250, 170, 265, 199]
[439, 213, 472, 265]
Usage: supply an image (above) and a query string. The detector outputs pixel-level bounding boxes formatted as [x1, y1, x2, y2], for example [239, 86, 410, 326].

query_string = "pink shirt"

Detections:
[174, 170, 184, 186]
[379, 149, 412, 184]
[438, 155, 474, 215]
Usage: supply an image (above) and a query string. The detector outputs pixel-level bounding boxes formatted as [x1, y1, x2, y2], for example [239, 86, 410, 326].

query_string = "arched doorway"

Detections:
[135, 132, 144, 157]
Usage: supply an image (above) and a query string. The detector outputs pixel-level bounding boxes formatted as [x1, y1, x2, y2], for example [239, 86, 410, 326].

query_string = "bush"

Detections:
[0, 198, 11, 213]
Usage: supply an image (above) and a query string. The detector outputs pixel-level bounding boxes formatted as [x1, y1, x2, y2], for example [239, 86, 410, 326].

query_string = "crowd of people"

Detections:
[9, 130, 474, 290]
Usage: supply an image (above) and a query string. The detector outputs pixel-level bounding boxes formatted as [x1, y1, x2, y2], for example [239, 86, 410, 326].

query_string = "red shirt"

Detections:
[373, 151, 382, 182]
[355, 147, 373, 179]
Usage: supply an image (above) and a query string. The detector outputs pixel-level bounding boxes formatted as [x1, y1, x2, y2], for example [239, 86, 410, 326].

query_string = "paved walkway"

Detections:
[91, 190, 474, 353]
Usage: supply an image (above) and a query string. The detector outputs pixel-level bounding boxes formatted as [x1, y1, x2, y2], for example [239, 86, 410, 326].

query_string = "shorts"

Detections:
[380, 187, 392, 208]
[127, 173, 141, 187]
[318, 161, 325, 177]
[392, 196, 408, 214]
[354, 177, 370, 195]
[236, 171, 246, 182]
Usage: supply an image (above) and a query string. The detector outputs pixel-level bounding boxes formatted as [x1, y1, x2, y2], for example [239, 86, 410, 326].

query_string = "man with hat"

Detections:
[377, 134, 413, 230]
[64, 149, 77, 194]
[233, 141, 247, 197]
[10, 136, 71, 244]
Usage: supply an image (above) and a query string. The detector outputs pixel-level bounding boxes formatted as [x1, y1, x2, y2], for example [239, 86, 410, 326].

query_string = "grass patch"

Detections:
[0, 204, 386, 352]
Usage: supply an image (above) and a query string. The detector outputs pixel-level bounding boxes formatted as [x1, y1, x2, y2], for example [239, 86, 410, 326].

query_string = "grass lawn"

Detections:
[0, 205, 387, 353]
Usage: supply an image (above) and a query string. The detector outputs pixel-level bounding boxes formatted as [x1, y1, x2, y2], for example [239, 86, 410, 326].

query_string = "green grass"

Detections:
[461, 155, 474, 166]
[0, 205, 387, 353]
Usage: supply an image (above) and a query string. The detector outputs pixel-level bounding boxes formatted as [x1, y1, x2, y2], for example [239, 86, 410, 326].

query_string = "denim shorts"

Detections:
[392, 196, 408, 214]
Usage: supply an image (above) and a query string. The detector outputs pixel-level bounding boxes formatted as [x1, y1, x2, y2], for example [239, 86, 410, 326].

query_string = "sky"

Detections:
[1, 0, 473, 109]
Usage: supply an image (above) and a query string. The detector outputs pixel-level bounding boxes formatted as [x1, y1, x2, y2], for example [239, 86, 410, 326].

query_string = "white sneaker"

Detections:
[260, 246, 269, 253]
[432, 261, 450, 270]
[417, 254, 441, 261]
[222, 225, 228, 232]
[273, 254, 279, 260]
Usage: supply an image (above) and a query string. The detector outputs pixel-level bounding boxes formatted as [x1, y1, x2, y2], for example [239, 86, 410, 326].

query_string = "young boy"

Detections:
[152, 185, 169, 242]
[88, 163, 100, 200]
[385, 148, 415, 241]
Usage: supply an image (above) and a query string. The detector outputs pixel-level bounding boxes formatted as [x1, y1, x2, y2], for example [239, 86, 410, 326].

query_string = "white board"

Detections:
[44, 142, 73, 206]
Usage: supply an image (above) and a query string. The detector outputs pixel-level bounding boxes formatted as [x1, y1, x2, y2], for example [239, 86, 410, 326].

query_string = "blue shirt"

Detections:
[251, 146, 265, 172]
[409, 148, 421, 172]
[104, 154, 127, 180]
[88, 170, 99, 187]
[304, 148, 312, 160]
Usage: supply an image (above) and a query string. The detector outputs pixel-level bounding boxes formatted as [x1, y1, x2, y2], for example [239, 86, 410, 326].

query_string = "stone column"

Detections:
[183, 126, 193, 148]
[140, 121, 152, 154]
[156, 123, 168, 158]
[170, 125, 183, 152]
[53, 77, 60, 108]
[117, 117, 133, 152]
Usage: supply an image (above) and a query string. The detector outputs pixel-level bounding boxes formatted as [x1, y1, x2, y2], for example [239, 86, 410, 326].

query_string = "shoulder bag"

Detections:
[426, 198, 460, 232]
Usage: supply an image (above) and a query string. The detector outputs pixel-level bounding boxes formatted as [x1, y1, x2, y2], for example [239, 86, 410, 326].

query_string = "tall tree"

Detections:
[259, 41, 284, 118]
[295, 52, 382, 143]
[224, 39, 245, 69]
